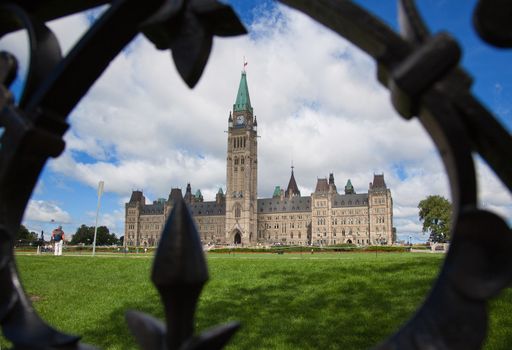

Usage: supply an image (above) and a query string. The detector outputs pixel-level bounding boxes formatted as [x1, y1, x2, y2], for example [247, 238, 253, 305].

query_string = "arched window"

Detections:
[235, 205, 241, 218]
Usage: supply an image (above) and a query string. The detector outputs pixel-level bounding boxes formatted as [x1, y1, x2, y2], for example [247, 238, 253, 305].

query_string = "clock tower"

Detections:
[225, 70, 258, 245]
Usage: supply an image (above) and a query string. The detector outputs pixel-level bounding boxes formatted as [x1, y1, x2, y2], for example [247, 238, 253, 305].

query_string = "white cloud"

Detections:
[5, 4, 509, 240]
[99, 209, 125, 234]
[476, 157, 512, 222]
[23, 200, 72, 223]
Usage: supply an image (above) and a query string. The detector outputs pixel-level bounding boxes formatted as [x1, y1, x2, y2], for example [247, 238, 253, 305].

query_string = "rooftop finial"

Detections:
[243, 56, 248, 72]
[291, 160, 294, 173]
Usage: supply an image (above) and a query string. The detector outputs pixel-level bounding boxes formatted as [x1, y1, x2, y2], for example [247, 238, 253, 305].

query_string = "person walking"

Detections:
[52, 226, 65, 256]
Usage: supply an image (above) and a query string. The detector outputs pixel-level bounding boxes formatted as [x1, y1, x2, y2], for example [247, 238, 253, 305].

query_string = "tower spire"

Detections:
[233, 69, 252, 113]
[286, 165, 301, 198]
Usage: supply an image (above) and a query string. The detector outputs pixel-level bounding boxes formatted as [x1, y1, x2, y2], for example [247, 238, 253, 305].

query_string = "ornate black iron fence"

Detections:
[0, 0, 510, 349]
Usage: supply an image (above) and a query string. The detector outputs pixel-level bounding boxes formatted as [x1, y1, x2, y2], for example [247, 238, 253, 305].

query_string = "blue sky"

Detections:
[2, 0, 510, 243]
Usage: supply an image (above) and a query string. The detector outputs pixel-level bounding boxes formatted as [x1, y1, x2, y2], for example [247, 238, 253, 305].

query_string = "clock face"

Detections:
[236, 115, 244, 125]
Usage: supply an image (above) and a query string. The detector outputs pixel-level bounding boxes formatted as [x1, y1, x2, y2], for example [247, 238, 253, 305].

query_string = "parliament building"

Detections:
[124, 71, 394, 247]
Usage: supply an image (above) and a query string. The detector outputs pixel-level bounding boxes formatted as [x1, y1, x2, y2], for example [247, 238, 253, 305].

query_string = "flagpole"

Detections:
[92, 181, 104, 256]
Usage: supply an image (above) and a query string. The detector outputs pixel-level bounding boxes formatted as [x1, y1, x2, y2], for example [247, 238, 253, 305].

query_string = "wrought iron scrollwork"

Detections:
[0, 0, 245, 348]
[0, 0, 510, 349]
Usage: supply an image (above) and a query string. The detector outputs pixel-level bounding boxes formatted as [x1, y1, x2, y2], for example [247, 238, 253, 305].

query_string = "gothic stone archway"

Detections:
[234, 231, 242, 245]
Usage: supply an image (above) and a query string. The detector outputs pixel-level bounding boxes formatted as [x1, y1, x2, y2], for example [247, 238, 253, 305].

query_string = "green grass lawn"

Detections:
[1, 252, 511, 349]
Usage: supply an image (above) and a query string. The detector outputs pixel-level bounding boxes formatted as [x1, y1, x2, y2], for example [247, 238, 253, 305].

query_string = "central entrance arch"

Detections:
[234, 231, 242, 245]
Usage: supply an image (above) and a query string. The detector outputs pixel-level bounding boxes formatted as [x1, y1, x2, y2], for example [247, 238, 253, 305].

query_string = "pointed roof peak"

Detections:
[329, 172, 335, 185]
[286, 167, 301, 197]
[233, 70, 253, 113]
[345, 179, 355, 194]
[315, 178, 329, 193]
[371, 173, 387, 189]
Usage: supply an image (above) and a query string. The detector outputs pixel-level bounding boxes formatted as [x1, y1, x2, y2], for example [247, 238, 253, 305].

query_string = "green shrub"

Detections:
[362, 246, 410, 252]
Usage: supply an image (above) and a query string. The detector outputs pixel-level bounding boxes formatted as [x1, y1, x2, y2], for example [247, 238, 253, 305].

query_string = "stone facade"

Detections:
[124, 71, 394, 247]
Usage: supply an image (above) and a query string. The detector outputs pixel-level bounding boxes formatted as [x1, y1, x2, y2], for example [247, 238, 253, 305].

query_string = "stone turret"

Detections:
[216, 188, 225, 205]
[328, 173, 337, 193]
[228, 111, 233, 128]
[125, 190, 146, 248]
[368, 173, 393, 245]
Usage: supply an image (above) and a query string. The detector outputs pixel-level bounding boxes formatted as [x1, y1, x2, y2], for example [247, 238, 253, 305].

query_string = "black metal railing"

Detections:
[0, 0, 510, 349]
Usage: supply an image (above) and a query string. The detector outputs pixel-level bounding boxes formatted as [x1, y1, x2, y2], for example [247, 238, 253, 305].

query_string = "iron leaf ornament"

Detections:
[126, 199, 240, 350]
[142, 0, 247, 87]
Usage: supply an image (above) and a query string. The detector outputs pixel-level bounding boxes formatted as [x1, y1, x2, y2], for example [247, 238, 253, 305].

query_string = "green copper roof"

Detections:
[345, 179, 355, 194]
[233, 71, 253, 113]
[195, 189, 202, 197]
[273, 186, 281, 197]
[218, 188, 224, 194]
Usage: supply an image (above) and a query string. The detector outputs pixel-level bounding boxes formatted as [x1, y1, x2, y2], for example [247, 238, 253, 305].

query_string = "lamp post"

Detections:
[92, 181, 104, 256]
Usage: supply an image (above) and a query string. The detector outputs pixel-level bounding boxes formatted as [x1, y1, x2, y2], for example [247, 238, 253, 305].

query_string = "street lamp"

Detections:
[92, 180, 104, 257]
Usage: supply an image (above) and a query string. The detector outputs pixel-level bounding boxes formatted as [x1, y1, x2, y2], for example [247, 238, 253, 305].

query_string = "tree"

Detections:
[418, 195, 452, 243]
[70, 225, 119, 245]
[16, 225, 38, 242]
